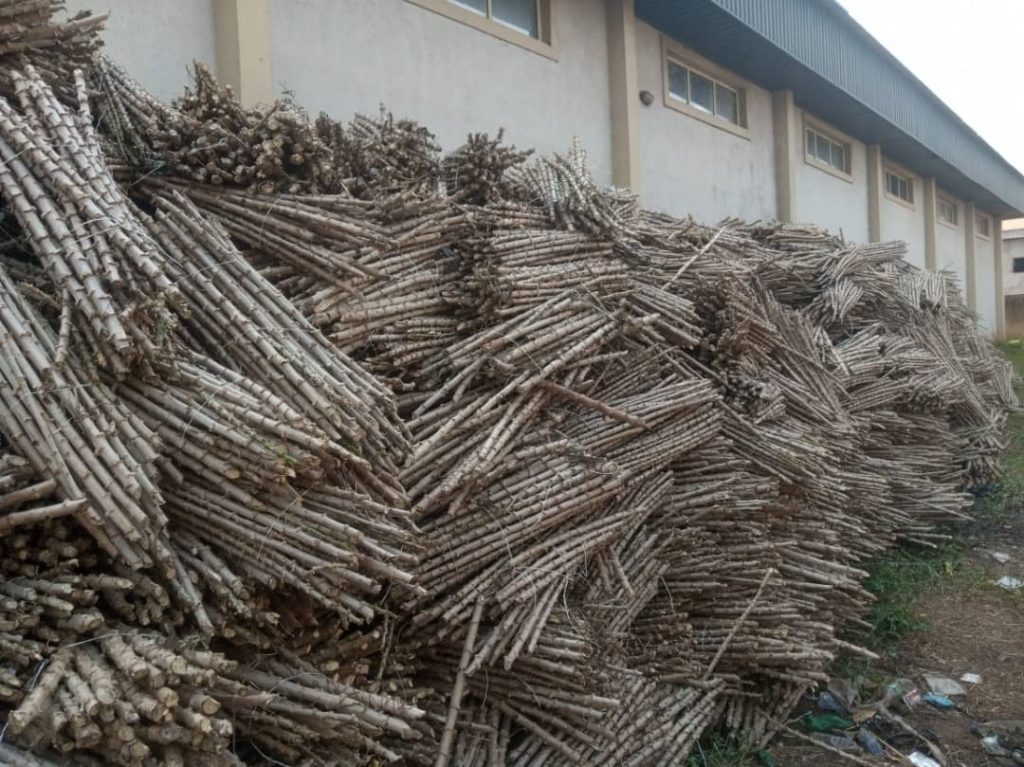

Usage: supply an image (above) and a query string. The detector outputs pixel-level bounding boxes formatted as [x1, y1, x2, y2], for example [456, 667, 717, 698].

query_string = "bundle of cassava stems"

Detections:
[0, 3, 1015, 765]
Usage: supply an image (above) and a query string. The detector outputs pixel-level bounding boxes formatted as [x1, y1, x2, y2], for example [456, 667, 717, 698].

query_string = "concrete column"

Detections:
[995, 218, 1006, 338]
[866, 144, 882, 242]
[214, 0, 272, 108]
[923, 177, 937, 271]
[964, 201, 977, 310]
[606, 0, 640, 193]
[772, 90, 797, 222]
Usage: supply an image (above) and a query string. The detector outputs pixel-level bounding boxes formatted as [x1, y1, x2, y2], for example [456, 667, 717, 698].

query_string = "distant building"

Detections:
[73, 0, 1024, 336]
[1003, 228, 1024, 337]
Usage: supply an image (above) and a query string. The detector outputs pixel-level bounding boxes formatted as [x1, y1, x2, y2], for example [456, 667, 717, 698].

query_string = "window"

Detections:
[805, 125, 850, 175]
[937, 196, 959, 227]
[407, 0, 554, 57]
[976, 213, 991, 238]
[451, 0, 540, 37]
[885, 169, 914, 204]
[666, 58, 743, 128]
[1014, 257, 1024, 273]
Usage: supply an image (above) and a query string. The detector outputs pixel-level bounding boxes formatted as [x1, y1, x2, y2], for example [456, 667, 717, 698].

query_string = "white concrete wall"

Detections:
[795, 112, 868, 243]
[1003, 235, 1024, 338]
[976, 232, 998, 333]
[1002, 237, 1024, 296]
[267, 0, 613, 183]
[935, 191, 966, 299]
[879, 169, 926, 269]
[635, 24, 776, 223]
[64, 0, 217, 101]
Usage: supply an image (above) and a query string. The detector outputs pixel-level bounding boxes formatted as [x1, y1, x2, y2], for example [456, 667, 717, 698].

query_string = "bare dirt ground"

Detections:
[771, 512, 1024, 767]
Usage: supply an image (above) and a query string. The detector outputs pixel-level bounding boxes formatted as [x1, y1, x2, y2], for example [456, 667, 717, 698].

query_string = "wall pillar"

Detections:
[606, 0, 640, 193]
[866, 144, 882, 242]
[214, 0, 272, 108]
[923, 177, 937, 271]
[964, 201, 977, 310]
[772, 90, 797, 222]
[995, 218, 1006, 338]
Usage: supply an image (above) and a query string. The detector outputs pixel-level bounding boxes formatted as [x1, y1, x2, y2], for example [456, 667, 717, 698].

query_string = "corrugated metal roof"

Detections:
[635, 0, 1024, 217]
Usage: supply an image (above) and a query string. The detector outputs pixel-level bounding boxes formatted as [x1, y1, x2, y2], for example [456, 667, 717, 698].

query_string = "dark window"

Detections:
[938, 197, 958, 226]
[449, 0, 541, 40]
[976, 214, 991, 238]
[806, 126, 850, 174]
[1014, 258, 1024, 273]
[885, 170, 913, 204]
[666, 59, 743, 127]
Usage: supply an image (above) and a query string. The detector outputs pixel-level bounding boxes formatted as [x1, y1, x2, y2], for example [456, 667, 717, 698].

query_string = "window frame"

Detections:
[406, 0, 557, 59]
[883, 165, 916, 209]
[802, 116, 853, 181]
[975, 212, 991, 240]
[661, 39, 750, 139]
[937, 195, 959, 228]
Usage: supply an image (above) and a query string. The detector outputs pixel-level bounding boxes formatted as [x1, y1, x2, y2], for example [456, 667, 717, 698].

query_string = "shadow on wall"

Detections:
[1005, 294, 1024, 339]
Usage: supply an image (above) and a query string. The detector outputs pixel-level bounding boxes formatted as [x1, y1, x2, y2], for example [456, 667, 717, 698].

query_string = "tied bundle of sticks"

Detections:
[0, 32, 1017, 766]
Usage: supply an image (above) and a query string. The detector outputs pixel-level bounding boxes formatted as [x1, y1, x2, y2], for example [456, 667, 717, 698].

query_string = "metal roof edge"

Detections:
[634, 0, 1024, 217]
[819, 1, 1024, 202]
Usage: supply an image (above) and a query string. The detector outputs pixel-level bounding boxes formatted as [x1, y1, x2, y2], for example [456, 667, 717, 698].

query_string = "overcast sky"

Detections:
[839, 0, 1024, 173]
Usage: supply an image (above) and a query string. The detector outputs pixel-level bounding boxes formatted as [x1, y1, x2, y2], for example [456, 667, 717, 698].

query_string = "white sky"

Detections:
[839, 0, 1024, 173]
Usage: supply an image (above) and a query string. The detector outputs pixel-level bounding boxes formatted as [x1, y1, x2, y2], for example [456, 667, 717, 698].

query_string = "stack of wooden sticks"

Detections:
[0, 4, 1016, 764]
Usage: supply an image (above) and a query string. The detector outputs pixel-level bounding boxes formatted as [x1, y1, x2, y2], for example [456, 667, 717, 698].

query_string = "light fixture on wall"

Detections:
[639, 90, 654, 106]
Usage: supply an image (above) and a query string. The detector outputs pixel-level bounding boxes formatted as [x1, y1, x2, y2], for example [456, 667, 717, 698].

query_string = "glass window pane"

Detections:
[806, 129, 816, 156]
[492, 0, 538, 37]
[451, 0, 488, 15]
[815, 134, 830, 162]
[689, 71, 714, 113]
[1014, 258, 1024, 273]
[668, 62, 688, 102]
[830, 143, 845, 171]
[715, 84, 738, 124]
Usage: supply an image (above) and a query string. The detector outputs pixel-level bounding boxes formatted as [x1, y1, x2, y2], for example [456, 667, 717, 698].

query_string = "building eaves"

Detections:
[1003, 229, 1024, 241]
[635, 0, 1024, 218]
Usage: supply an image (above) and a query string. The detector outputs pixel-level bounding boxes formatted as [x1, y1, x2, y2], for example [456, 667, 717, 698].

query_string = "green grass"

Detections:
[686, 732, 758, 767]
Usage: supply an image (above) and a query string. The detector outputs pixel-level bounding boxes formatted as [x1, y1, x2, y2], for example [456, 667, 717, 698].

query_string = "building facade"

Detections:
[1003, 229, 1024, 337]
[71, 0, 1024, 336]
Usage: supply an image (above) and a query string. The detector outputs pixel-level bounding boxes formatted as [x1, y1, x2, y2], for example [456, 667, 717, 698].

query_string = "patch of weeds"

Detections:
[686, 732, 758, 767]
[857, 541, 965, 655]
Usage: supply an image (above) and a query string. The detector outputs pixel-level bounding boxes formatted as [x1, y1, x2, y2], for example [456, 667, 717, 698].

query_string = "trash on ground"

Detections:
[991, 551, 1011, 563]
[856, 726, 885, 755]
[922, 693, 956, 710]
[818, 690, 851, 717]
[979, 734, 1024, 762]
[908, 752, 942, 767]
[959, 672, 982, 685]
[923, 674, 966, 696]
[804, 713, 855, 733]
[995, 575, 1023, 590]
[810, 733, 859, 751]
[903, 689, 924, 709]
[829, 677, 860, 708]
[978, 720, 1024, 749]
